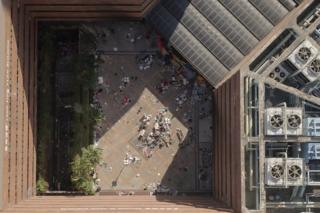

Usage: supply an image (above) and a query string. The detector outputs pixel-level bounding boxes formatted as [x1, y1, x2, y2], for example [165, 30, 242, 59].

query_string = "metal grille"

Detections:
[147, 6, 229, 86]
[162, 0, 243, 69]
[249, 0, 288, 25]
[218, 0, 273, 40]
[190, 0, 259, 55]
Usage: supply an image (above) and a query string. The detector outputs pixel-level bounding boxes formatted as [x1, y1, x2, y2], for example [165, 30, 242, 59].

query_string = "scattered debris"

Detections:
[87, 23, 214, 191]
[118, 191, 135, 196]
[144, 183, 178, 196]
[122, 96, 131, 106]
[176, 90, 188, 110]
[97, 76, 104, 84]
[123, 153, 141, 166]
[176, 128, 184, 143]
[137, 106, 143, 114]
[137, 54, 153, 71]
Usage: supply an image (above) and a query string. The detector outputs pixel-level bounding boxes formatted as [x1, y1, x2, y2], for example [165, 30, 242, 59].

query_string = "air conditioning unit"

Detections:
[268, 65, 289, 82]
[265, 108, 285, 135]
[287, 40, 318, 70]
[265, 107, 303, 136]
[286, 108, 303, 135]
[265, 158, 304, 186]
[304, 117, 320, 136]
[301, 57, 320, 82]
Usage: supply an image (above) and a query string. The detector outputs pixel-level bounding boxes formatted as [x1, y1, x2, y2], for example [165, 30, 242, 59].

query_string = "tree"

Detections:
[70, 145, 103, 195]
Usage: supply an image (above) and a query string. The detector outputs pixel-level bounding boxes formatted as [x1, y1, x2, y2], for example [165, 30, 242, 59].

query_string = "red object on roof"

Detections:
[157, 34, 165, 50]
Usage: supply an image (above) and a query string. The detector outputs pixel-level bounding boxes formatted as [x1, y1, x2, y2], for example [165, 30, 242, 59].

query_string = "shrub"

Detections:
[89, 106, 104, 125]
[70, 145, 103, 195]
[36, 176, 49, 194]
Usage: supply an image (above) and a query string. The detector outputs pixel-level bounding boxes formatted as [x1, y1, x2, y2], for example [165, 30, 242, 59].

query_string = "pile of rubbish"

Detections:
[137, 109, 173, 158]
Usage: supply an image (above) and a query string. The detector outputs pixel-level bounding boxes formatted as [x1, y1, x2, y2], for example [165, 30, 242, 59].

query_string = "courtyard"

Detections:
[90, 22, 213, 193]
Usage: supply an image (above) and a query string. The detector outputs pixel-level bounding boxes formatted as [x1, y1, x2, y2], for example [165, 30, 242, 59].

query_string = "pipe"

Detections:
[277, 102, 288, 139]
[249, 144, 254, 191]
[245, 77, 250, 136]
[255, 145, 260, 208]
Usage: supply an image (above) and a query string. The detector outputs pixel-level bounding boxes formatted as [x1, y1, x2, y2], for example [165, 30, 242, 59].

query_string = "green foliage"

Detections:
[89, 106, 104, 125]
[37, 27, 56, 188]
[36, 176, 49, 194]
[72, 53, 98, 88]
[70, 145, 103, 195]
[79, 28, 97, 53]
[36, 25, 102, 192]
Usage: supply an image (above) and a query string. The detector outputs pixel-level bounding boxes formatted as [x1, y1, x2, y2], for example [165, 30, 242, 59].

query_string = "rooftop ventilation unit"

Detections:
[310, 58, 320, 73]
[301, 57, 320, 82]
[287, 40, 318, 70]
[265, 158, 304, 186]
[288, 164, 302, 180]
[286, 108, 303, 135]
[268, 65, 289, 82]
[265, 108, 284, 135]
[298, 47, 312, 62]
[265, 107, 303, 136]
[304, 117, 320, 136]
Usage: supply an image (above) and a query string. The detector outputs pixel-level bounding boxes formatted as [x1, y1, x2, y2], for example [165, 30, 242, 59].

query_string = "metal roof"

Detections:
[190, 0, 259, 55]
[218, 0, 274, 40]
[162, 0, 244, 69]
[248, 0, 288, 25]
[148, 6, 229, 86]
[147, 0, 290, 86]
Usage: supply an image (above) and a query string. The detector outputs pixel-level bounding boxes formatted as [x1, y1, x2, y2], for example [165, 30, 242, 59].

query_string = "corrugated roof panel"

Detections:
[218, 0, 273, 40]
[148, 6, 229, 86]
[249, 0, 288, 25]
[279, 0, 297, 11]
[190, 0, 259, 55]
[162, 0, 243, 69]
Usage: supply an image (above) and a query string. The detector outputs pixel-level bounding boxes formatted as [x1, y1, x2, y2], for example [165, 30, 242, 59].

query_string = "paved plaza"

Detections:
[91, 22, 213, 193]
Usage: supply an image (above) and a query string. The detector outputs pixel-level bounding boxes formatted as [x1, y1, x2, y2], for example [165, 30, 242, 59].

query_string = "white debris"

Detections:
[122, 76, 130, 84]
[138, 129, 146, 139]
[123, 153, 140, 165]
[98, 76, 104, 84]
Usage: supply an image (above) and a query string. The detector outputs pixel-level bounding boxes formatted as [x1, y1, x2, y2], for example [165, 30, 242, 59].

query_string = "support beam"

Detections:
[246, 71, 320, 107]
[265, 78, 320, 106]
[258, 81, 266, 212]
